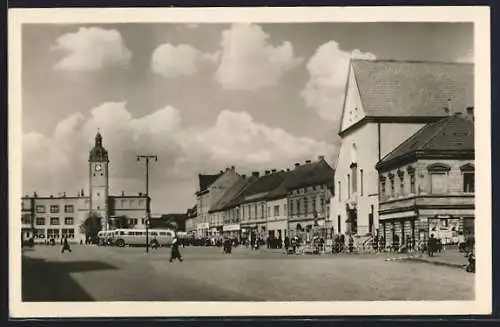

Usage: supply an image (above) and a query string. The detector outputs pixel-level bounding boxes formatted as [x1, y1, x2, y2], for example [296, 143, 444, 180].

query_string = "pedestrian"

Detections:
[61, 236, 72, 253]
[169, 235, 183, 263]
[284, 236, 290, 255]
[428, 234, 436, 257]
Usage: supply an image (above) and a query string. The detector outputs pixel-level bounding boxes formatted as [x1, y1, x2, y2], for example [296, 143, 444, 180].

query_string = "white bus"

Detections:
[97, 230, 115, 246]
[113, 228, 176, 247]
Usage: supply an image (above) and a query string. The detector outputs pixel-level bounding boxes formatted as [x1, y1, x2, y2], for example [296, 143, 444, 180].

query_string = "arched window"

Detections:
[460, 163, 475, 193]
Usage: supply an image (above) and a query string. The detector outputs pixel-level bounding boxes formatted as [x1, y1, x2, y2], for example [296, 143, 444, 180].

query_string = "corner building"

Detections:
[333, 59, 473, 242]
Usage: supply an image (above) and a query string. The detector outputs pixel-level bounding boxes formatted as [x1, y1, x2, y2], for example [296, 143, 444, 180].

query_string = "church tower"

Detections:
[89, 131, 109, 229]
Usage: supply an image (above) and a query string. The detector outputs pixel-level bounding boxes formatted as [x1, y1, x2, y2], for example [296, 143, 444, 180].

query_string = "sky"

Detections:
[21, 22, 473, 213]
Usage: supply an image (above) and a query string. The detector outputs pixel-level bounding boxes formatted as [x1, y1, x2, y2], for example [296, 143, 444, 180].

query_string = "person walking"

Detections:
[284, 236, 290, 255]
[61, 236, 72, 253]
[427, 234, 436, 257]
[169, 235, 183, 263]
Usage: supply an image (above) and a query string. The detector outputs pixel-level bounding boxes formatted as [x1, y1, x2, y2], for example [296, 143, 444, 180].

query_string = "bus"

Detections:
[97, 230, 115, 246]
[113, 228, 176, 247]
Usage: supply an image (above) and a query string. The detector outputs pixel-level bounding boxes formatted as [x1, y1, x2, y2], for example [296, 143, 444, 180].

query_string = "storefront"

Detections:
[267, 220, 287, 240]
[288, 219, 327, 242]
[223, 224, 241, 240]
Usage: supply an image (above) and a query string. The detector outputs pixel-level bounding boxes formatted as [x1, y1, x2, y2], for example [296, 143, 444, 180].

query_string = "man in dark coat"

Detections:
[169, 235, 183, 262]
[284, 236, 290, 254]
[61, 236, 72, 253]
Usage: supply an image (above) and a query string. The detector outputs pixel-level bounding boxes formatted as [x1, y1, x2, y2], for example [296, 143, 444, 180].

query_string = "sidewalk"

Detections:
[387, 248, 469, 269]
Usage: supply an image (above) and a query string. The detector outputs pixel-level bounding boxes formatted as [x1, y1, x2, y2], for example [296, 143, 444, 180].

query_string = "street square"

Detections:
[22, 245, 474, 302]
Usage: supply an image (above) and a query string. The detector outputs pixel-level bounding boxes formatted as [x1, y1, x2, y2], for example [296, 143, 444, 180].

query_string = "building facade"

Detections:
[21, 132, 148, 243]
[376, 114, 475, 247]
[194, 166, 241, 237]
[333, 59, 473, 242]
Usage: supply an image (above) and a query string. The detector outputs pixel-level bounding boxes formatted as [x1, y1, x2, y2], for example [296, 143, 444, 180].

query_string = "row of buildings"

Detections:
[21, 59, 475, 248]
[185, 158, 335, 242]
[185, 59, 475, 246]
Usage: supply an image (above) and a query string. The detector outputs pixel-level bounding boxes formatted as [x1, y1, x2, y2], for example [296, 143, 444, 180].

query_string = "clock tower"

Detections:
[89, 131, 109, 229]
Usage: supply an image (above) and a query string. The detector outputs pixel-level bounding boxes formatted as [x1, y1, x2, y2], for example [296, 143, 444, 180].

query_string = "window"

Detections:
[47, 228, 60, 239]
[274, 205, 280, 217]
[398, 171, 404, 196]
[338, 181, 341, 202]
[139, 200, 145, 206]
[463, 172, 474, 193]
[319, 196, 324, 211]
[360, 169, 364, 196]
[50, 217, 60, 225]
[64, 217, 74, 225]
[254, 204, 257, 219]
[22, 214, 31, 225]
[284, 204, 287, 215]
[62, 228, 75, 239]
[389, 174, 395, 197]
[380, 176, 386, 196]
[64, 205, 74, 213]
[430, 173, 447, 194]
[261, 204, 265, 218]
[36, 205, 45, 213]
[347, 174, 351, 198]
[236, 208, 240, 221]
[141, 218, 145, 225]
[297, 199, 301, 214]
[304, 197, 308, 213]
[267, 206, 271, 217]
[121, 199, 126, 208]
[351, 163, 358, 193]
[36, 217, 45, 225]
[410, 173, 416, 194]
[312, 197, 316, 213]
[337, 215, 341, 234]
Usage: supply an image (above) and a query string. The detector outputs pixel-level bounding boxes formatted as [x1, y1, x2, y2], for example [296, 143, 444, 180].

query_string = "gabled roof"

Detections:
[226, 171, 289, 207]
[376, 114, 474, 170]
[350, 59, 474, 118]
[209, 177, 255, 213]
[280, 158, 335, 192]
[197, 173, 222, 194]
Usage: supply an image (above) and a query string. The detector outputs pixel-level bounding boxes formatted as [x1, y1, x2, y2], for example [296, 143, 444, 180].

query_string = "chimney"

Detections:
[139, 192, 142, 196]
[318, 155, 325, 161]
[33, 191, 38, 198]
[121, 191, 125, 196]
[81, 189, 84, 196]
[265, 170, 270, 175]
[272, 169, 277, 173]
[295, 163, 300, 168]
[466, 107, 474, 121]
[252, 171, 260, 178]
[63, 192, 66, 198]
[242, 174, 246, 179]
[50, 194, 54, 198]
[305, 160, 312, 164]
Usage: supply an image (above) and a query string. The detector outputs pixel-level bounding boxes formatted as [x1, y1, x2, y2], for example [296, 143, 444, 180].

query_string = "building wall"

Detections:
[378, 158, 475, 245]
[29, 196, 89, 243]
[333, 122, 425, 236]
[110, 196, 148, 228]
[266, 197, 288, 239]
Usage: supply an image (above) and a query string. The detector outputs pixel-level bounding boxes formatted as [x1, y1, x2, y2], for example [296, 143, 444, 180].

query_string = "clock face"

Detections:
[95, 164, 102, 172]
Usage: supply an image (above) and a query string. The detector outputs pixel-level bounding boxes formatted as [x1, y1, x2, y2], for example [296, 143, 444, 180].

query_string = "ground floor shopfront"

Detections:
[287, 218, 332, 242]
[222, 223, 241, 240]
[379, 208, 475, 247]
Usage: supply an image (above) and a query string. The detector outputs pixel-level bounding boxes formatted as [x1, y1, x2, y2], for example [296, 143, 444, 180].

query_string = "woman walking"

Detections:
[170, 235, 183, 263]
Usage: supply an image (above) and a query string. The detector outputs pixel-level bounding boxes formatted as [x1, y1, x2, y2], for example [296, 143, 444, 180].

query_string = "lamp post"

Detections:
[137, 154, 158, 253]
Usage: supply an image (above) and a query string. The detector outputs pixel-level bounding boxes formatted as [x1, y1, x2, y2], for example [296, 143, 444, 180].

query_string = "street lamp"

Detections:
[137, 154, 158, 253]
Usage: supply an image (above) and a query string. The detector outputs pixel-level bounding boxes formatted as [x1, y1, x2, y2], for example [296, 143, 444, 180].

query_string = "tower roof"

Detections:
[89, 131, 109, 162]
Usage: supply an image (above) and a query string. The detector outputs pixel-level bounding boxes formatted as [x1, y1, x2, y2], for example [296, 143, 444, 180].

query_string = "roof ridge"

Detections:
[419, 116, 456, 149]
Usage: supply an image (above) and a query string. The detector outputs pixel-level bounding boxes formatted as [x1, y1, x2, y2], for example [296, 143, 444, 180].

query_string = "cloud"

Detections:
[215, 24, 303, 90]
[151, 43, 219, 78]
[456, 48, 474, 63]
[23, 104, 335, 211]
[301, 40, 376, 121]
[52, 27, 132, 71]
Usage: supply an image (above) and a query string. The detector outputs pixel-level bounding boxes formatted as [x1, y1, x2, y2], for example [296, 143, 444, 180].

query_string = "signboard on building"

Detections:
[197, 222, 209, 229]
[223, 224, 240, 232]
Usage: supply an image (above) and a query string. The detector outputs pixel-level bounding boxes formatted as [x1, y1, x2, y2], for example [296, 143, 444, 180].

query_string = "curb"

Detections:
[384, 255, 467, 269]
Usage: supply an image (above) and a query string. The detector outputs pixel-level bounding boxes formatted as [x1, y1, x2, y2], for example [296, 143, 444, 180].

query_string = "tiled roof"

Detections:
[377, 114, 474, 168]
[197, 173, 222, 193]
[209, 178, 255, 213]
[351, 59, 474, 118]
[227, 171, 289, 207]
[279, 159, 335, 192]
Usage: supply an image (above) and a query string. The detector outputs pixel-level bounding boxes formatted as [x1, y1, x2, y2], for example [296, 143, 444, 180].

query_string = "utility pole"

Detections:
[137, 154, 158, 253]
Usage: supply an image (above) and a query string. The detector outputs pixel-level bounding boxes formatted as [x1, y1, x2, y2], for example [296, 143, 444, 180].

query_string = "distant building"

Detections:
[333, 59, 473, 242]
[376, 113, 475, 246]
[194, 166, 241, 237]
[185, 205, 197, 235]
[21, 132, 148, 243]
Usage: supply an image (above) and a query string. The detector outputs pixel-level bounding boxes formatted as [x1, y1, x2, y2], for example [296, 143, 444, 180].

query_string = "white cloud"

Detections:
[52, 27, 132, 71]
[215, 24, 303, 90]
[456, 48, 474, 63]
[301, 40, 376, 121]
[23, 104, 335, 211]
[151, 43, 219, 78]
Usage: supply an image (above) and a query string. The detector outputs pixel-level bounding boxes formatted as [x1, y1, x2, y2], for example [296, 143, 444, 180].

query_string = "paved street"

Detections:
[22, 245, 474, 302]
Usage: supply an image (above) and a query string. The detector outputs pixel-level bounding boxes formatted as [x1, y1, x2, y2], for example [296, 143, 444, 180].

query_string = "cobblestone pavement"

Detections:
[22, 245, 474, 302]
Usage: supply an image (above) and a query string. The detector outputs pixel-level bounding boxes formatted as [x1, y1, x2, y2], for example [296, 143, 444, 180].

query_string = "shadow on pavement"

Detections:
[22, 256, 118, 302]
